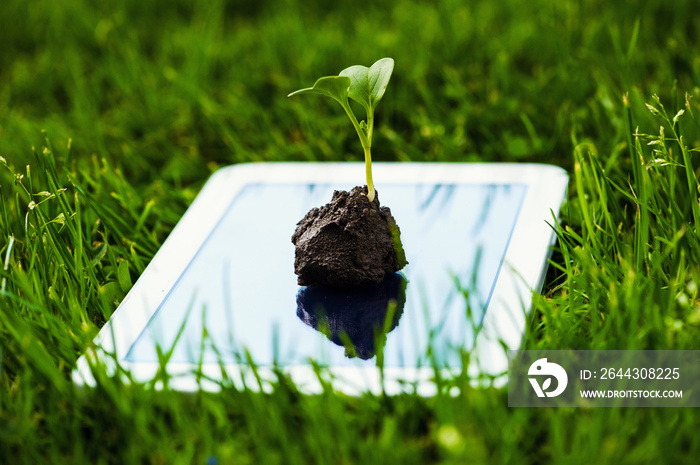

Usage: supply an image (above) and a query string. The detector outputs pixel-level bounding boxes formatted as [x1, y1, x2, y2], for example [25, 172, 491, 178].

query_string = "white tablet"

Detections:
[73, 163, 568, 395]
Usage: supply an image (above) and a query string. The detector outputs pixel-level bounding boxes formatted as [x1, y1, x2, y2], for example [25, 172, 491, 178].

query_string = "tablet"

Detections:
[73, 163, 568, 395]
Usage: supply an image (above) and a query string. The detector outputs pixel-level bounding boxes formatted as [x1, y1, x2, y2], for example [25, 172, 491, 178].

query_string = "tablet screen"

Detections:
[125, 182, 527, 367]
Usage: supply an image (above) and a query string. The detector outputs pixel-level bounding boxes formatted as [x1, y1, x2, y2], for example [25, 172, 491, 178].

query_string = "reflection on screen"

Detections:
[125, 183, 526, 367]
[296, 272, 407, 361]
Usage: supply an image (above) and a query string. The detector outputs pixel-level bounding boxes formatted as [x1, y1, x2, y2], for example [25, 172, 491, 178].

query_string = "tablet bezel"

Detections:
[73, 162, 568, 395]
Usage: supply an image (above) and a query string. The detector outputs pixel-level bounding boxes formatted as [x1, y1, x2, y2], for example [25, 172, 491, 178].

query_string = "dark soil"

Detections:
[291, 186, 407, 288]
[296, 272, 407, 360]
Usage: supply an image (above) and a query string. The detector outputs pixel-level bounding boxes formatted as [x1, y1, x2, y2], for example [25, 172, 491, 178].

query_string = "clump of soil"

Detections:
[296, 272, 407, 360]
[291, 186, 407, 288]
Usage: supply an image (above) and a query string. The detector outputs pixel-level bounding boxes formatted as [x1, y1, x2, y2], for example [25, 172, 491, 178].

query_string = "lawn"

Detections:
[1, 0, 700, 463]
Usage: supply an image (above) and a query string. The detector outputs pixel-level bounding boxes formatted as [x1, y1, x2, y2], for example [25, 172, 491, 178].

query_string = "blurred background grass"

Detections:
[2, 0, 700, 463]
[3, 0, 698, 177]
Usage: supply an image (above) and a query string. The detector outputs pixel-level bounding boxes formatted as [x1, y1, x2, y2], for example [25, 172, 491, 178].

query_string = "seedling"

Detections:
[288, 57, 395, 202]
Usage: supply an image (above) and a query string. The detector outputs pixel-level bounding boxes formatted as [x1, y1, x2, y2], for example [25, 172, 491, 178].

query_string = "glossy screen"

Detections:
[125, 183, 527, 367]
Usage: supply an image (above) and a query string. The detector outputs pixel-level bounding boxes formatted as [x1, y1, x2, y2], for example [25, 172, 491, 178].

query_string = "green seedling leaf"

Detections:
[288, 75, 352, 106]
[339, 66, 372, 112]
[287, 58, 395, 203]
[339, 57, 394, 112]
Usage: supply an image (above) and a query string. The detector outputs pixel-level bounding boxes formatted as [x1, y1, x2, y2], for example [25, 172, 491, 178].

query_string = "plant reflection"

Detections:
[296, 273, 407, 360]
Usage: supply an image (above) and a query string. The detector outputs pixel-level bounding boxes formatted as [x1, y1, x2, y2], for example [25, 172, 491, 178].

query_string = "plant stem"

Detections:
[341, 102, 369, 149]
[365, 111, 375, 202]
[364, 145, 375, 202]
[342, 101, 376, 201]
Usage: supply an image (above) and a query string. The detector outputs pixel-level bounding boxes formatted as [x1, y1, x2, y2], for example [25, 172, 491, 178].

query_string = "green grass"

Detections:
[1, 0, 700, 462]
